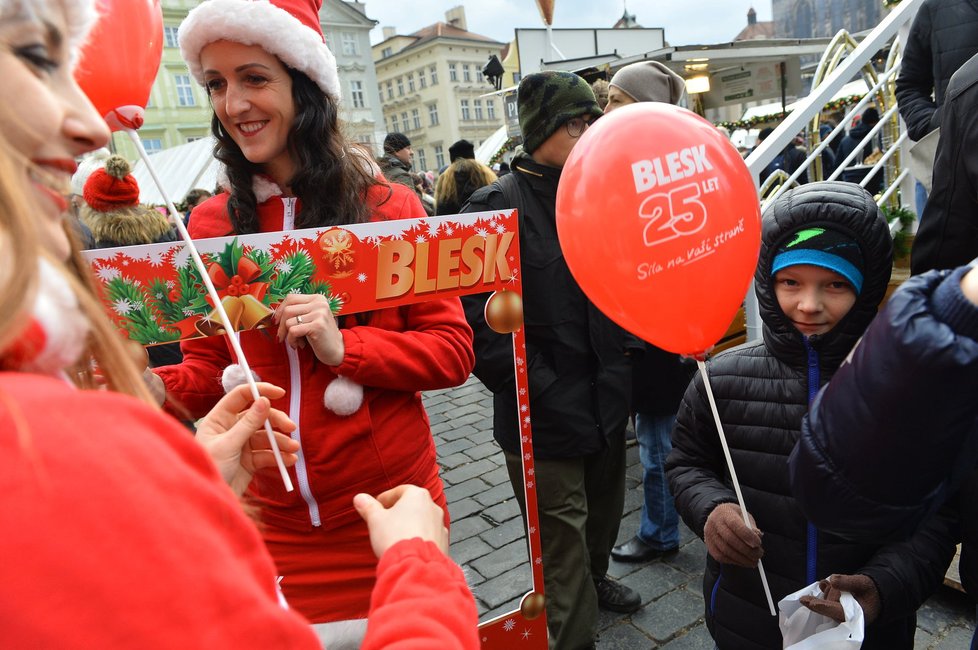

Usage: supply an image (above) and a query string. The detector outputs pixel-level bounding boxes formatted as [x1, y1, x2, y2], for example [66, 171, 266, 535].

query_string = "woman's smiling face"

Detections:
[201, 39, 297, 188]
[0, 0, 110, 259]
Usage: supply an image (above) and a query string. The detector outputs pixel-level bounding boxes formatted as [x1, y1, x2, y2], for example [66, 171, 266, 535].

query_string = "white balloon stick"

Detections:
[696, 359, 776, 616]
[124, 129, 294, 493]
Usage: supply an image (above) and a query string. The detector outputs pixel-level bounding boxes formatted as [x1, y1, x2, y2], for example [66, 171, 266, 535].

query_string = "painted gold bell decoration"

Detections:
[484, 290, 523, 334]
[237, 294, 275, 330]
[195, 295, 273, 336]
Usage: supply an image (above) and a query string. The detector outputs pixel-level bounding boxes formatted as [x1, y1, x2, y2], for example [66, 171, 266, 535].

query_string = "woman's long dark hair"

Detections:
[212, 68, 382, 234]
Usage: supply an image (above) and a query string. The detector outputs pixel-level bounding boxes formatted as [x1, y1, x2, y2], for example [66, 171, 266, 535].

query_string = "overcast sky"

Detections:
[366, 1, 773, 47]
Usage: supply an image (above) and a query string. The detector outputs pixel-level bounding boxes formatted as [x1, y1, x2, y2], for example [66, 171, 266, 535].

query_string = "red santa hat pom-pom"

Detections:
[221, 364, 261, 393]
[323, 375, 363, 416]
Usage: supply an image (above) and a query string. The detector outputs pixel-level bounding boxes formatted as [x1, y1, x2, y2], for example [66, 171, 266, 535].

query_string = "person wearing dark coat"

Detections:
[895, 0, 978, 142]
[911, 53, 978, 274]
[434, 158, 495, 216]
[836, 108, 883, 195]
[756, 127, 808, 185]
[790, 261, 978, 646]
[461, 70, 639, 650]
[666, 182, 957, 649]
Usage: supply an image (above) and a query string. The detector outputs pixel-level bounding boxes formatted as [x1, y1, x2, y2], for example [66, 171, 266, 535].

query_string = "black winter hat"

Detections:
[384, 132, 411, 154]
[449, 139, 475, 162]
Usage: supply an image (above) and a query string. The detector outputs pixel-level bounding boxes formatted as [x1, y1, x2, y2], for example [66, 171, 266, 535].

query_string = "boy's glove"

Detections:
[704, 502, 764, 567]
[799, 574, 881, 624]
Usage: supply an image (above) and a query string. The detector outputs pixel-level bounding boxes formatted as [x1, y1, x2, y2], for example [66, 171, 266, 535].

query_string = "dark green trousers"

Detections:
[504, 430, 626, 650]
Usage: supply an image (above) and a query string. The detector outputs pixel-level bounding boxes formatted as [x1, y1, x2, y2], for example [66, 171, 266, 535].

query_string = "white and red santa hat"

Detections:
[178, 0, 341, 102]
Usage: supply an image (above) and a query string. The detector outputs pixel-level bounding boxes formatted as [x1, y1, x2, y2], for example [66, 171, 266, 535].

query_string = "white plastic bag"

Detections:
[778, 581, 865, 649]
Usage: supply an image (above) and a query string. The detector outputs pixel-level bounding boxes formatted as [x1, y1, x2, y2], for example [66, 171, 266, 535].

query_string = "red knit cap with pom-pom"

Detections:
[83, 155, 140, 212]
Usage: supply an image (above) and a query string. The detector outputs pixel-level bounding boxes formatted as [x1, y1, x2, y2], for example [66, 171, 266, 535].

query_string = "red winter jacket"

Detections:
[157, 180, 473, 533]
[1, 373, 479, 649]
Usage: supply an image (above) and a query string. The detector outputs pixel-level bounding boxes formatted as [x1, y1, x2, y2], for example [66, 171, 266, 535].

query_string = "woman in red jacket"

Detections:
[149, 1, 475, 642]
[0, 1, 478, 646]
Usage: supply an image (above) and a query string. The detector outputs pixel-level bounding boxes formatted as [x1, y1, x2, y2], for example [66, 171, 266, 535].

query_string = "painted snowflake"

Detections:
[521, 629, 532, 640]
[357, 272, 368, 283]
[276, 260, 293, 273]
[97, 267, 121, 282]
[520, 404, 528, 413]
[444, 224, 455, 235]
[415, 234, 427, 244]
[475, 228, 488, 238]
[112, 298, 135, 315]
[503, 618, 516, 632]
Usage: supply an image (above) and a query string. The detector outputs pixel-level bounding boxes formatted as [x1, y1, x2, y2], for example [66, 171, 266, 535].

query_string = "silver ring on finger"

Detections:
[296, 315, 304, 325]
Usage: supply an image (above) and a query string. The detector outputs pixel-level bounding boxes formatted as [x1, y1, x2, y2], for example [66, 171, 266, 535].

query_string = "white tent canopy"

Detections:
[475, 125, 510, 166]
[131, 136, 222, 206]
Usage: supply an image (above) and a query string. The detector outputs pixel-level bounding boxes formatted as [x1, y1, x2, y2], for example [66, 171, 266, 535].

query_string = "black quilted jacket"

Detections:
[667, 183, 957, 649]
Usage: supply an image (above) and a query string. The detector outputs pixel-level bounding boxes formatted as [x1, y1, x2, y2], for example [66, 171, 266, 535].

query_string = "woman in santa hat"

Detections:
[0, 1, 478, 647]
[148, 1, 475, 644]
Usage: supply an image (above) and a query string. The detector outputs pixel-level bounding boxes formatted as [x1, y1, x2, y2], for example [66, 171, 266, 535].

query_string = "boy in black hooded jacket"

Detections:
[666, 181, 957, 649]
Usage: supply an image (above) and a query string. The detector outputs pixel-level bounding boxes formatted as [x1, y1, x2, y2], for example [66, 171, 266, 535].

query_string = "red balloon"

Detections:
[75, 0, 163, 131]
[556, 103, 761, 356]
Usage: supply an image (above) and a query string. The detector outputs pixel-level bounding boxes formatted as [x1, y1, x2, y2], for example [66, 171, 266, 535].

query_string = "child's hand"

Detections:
[353, 485, 449, 558]
[704, 502, 764, 567]
[799, 573, 881, 624]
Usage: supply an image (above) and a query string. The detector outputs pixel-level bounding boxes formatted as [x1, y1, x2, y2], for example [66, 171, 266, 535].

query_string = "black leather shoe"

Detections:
[610, 536, 679, 563]
[593, 575, 641, 613]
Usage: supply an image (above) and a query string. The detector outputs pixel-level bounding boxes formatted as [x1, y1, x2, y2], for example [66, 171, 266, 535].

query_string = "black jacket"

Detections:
[460, 153, 636, 459]
[895, 0, 978, 141]
[632, 345, 694, 416]
[791, 266, 978, 600]
[911, 53, 978, 274]
[667, 183, 956, 649]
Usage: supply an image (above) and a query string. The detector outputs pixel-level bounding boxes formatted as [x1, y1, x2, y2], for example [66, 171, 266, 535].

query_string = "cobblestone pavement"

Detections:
[424, 377, 977, 649]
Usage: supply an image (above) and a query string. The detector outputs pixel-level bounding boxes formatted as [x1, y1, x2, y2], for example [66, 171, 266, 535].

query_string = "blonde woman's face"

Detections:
[0, 0, 110, 259]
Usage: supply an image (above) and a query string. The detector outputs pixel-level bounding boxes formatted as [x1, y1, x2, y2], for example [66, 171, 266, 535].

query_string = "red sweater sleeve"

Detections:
[336, 297, 474, 392]
[155, 335, 232, 419]
[362, 538, 479, 650]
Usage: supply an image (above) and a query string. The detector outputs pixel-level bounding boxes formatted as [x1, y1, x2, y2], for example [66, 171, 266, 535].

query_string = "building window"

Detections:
[487, 99, 496, 119]
[434, 144, 444, 169]
[411, 108, 421, 130]
[141, 138, 163, 154]
[460, 99, 470, 121]
[386, 81, 393, 100]
[463, 64, 471, 83]
[397, 77, 404, 96]
[401, 111, 409, 131]
[513, 72, 521, 84]
[474, 99, 483, 120]
[417, 147, 427, 170]
[419, 69, 427, 89]
[174, 74, 196, 107]
[391, 113, 399, 132]
[164, 26, 179, 48]
[430, 64, 438, 85]
[407, 73, 415, 92]
[350, 80, 365, 108]
[428, 103, 439, 126]
[340, 32, 359, 56]
[377, 83, 383, 102]
[382, 46, 392, 58]
[449, 63, 458, 82]
[476, 69, 484, 84]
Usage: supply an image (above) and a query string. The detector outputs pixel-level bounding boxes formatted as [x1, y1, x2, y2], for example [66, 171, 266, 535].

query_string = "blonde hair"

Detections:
[434, 158, 497, 210]
[0, 133, 154, 404]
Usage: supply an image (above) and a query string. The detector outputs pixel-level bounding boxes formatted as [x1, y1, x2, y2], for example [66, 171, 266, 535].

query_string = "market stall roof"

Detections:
[131, 136, 222, 206]
[739, 79, 872, 122]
